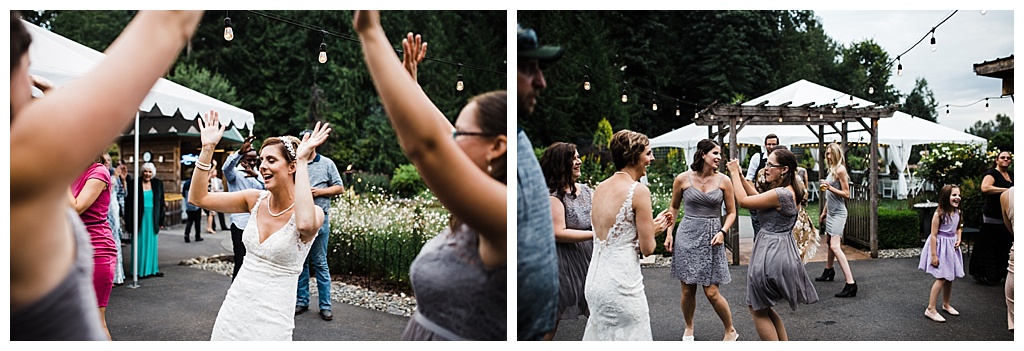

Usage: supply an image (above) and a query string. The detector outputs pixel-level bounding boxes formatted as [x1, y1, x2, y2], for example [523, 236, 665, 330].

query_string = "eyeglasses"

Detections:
[765, 162, 785, 169]
[452, 129, 499, 139]
[999, 156, 1012, 160]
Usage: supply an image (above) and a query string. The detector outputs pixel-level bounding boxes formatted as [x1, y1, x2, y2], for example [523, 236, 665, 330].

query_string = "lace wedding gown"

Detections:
[582, 182, 652, 341]
[211, 191, 315, 340]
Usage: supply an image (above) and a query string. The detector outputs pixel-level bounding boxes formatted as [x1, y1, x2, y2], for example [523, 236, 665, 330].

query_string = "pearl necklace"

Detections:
[267, 194, 295, 217]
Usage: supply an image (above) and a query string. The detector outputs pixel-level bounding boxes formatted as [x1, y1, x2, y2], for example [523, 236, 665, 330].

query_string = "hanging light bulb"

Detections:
[223, 15, 234, 41]
[819, 111, 824, 119]
[694, 112, 699, 120]
[868, 85, 875, 95]
[651, 96, 658, 111]
[930, 29, 937, 52]
[455, 63, 465, 92]
[318, 42, 327, 64]
[621, 89, 628, 103]
[946, 104, 950, 115]
[675, 100, 681, 116]
[778, 116, 783, 123]
[896, 56, 903, 77]
[583, 74, 591, 91]
[980, 10, 988, 15]
[832, 106, 837, 114]
[985, 98, 990, 111]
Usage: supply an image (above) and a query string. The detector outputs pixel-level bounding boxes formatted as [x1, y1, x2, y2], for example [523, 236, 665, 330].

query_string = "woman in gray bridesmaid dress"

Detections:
[540, 142, 594, 340]
[664, 139, 739, 341]
[727, 147, 818, 341]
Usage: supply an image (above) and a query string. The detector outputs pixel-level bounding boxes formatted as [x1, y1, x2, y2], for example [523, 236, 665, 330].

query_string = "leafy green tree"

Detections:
[34, 10, 506, 176]
[832, 39, 898, 105]
[899, 77, 938, 122]
[593, 117, 613, 150]
[167, 63, 242, 106]
[966, 113, 1014, 152]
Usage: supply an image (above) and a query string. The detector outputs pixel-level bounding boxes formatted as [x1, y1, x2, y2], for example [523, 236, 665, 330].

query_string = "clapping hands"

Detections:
[653, 209, 674, 234]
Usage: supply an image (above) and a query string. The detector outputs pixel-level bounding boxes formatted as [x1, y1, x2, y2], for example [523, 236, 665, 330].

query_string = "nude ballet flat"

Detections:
[942, 305, 960, 316]
[925, 308, 946, 323]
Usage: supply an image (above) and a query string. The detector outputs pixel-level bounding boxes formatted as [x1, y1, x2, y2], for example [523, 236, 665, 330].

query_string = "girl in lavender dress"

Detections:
[919, 184, 965, 323]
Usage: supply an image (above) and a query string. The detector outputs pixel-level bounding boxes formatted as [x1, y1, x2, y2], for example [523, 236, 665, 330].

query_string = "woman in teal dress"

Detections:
[125, 162, 165, 278]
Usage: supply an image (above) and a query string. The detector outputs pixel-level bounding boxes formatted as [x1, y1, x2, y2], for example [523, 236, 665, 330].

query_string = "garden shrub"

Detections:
[957, 176, 986, 229]
[916, 143, 994, 190]
[350, 171, 391, 194]
[390, 163, 427, 198]
[877, 207, 919, 249]
[328, 190, 449, 290]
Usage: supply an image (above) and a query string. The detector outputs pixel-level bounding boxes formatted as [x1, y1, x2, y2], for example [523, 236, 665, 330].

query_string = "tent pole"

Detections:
[129, 111, 141, 289]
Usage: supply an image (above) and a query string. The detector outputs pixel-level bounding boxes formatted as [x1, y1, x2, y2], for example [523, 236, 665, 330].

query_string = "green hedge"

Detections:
[877, 207, 919, 249]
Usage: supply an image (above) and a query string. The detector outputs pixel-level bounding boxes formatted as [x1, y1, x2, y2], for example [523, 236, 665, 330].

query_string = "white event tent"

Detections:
[25, 20, 256, 285]
[649, 79, 987, 199]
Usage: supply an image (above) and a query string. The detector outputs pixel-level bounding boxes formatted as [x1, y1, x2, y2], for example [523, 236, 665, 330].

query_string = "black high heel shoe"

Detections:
[835, 282, 857, 297]
[814, 267, 835, 281]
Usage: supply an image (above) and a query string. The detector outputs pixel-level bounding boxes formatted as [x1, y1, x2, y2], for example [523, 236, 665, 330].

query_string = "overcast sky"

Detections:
[813, 10, 1013, 133]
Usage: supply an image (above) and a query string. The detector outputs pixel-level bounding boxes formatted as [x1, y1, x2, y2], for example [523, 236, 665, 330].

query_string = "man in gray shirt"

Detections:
[517, 23, 562, 341]
[294, 129, 345, 321]
[222, 135, 264, 281]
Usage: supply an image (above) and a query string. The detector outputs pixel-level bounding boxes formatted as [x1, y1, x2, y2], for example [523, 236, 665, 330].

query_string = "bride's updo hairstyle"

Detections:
[260, 136, 301, 163]
[610, 130, 649, 170]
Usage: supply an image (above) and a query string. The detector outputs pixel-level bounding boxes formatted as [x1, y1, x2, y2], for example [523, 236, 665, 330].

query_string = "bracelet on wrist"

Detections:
[195, 160, 212, 171]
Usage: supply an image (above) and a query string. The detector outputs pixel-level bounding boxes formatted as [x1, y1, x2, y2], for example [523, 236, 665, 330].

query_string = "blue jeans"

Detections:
[297, 213, 331, 310]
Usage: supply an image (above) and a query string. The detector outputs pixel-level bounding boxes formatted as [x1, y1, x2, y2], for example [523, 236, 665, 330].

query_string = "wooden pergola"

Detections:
[694, 101, 899, 263]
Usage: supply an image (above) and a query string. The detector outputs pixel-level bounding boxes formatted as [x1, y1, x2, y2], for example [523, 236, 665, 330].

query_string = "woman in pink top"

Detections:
[69, 154, 117, 340]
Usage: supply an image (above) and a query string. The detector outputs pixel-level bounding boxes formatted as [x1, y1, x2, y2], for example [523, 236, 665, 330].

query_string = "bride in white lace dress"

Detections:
[583, 130, 672, 341]
[187, 111, 330, 340]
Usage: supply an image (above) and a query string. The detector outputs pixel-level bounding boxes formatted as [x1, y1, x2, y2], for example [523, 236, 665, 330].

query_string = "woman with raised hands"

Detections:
[726, 147, 818, 340]
[187, 111, 329, 340]
[10, 10, 202, 341]
[355, 10, 507, 340]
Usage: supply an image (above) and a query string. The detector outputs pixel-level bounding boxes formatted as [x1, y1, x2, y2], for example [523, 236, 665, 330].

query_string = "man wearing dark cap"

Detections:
[517, 23, 563, 341]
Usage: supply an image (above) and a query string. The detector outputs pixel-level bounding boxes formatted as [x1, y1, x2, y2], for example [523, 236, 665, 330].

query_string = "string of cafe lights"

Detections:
[942, 95, 1014, 116]
[224, 10, 506, 93]
[829, 10, 960, 106]
[557, 10, 981, 123]
[560, 55, 707, 119]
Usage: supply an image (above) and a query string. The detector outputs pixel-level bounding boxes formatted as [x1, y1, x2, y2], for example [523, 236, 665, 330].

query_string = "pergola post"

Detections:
[818, 125, 826, 205]
[728, 116, 739, 265]
[869, 117, 880, 258]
